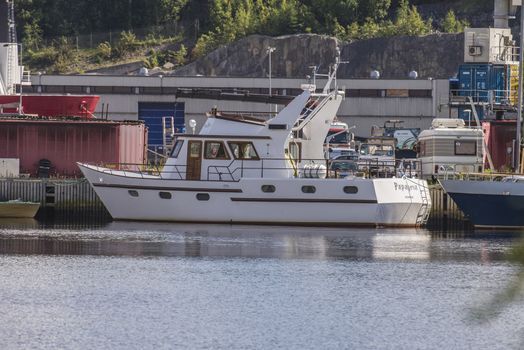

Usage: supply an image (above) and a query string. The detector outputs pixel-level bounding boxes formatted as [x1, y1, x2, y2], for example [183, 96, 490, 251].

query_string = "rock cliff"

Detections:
[173, 33, 464, 80]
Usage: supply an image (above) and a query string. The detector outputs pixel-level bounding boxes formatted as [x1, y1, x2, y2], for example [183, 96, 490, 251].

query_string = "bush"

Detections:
[96, 42, 112, 61]
[114, 31, 139, 58]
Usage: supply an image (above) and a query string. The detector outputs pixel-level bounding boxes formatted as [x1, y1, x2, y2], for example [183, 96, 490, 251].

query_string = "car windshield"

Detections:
[359, 144, 394, 156]
[330, 161, 357, 171]
[325, 130, 349, 144]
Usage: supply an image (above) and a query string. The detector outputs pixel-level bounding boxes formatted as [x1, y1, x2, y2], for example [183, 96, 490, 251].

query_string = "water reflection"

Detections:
[0, 220, 520, 262]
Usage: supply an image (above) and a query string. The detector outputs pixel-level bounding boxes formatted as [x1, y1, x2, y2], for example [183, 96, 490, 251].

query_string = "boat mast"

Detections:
[518, 3, 524, 172]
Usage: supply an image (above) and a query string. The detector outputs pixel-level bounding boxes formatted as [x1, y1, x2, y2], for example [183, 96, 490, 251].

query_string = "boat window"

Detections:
[171, 140, 184, 158]
[228, 141, 259, 160]
[196, 193, 210, 201]
[343, 186, 358, 194]
[159, 192, 172, 199]
[261, 185, 276, 193]
[204, 141, 230, 160]
[301, 185, 316, 194]
[454, 140, 476, 156]
[128, 190, 139, 197]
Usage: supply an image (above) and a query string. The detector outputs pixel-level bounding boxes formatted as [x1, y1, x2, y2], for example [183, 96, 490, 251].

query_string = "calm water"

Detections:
[0, 220, 523, 350]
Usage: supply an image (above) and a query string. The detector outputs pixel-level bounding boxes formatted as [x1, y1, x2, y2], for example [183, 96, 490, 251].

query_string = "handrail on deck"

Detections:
[88, 158, 423, 181]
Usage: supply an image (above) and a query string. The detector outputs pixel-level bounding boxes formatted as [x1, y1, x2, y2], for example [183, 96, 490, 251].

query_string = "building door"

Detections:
[186, 141, 202, 180]
[138, 102, 185, 154]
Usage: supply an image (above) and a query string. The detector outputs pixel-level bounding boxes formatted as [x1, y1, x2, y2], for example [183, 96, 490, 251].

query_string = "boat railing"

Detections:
[442, 169, 519, 181]
[95, 162, 187, 180]
[207, 160, 237, 181]
[90, 158, 423, 181]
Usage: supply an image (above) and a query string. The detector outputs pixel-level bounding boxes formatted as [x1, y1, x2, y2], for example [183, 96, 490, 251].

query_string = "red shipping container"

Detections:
[0, 118, 147, 177]
[482, 120, 517, 172]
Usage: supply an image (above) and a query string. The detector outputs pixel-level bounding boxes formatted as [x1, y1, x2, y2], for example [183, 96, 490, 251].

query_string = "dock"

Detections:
[0, 178, 110, 223]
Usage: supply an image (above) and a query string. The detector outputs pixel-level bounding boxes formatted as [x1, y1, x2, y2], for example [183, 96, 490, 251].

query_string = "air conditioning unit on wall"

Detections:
[469, 46, 482, 56]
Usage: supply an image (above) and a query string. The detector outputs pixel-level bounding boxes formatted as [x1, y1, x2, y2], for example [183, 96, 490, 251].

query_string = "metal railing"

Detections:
[89, 158, 424, 181]
[442, 170, 521, 182]
[490, 45, 520, 63]
[449, 89, 518, 106]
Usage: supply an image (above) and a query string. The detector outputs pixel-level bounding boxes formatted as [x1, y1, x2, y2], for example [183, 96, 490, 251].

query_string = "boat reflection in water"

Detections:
[0, 221, 515, 262]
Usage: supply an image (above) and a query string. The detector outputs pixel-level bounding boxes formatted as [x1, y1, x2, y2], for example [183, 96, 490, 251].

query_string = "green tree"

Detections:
[358, 0, 391, 22]
[395, 0, 432, 36]
[442, 9, 469, 33]
[360, 18, 380, 39]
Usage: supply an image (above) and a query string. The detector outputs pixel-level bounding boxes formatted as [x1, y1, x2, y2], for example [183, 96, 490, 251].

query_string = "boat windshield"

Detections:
[171, 140, 184, 158]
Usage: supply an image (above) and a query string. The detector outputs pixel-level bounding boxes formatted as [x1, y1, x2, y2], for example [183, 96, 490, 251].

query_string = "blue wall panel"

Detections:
[138, 102, 185, 147]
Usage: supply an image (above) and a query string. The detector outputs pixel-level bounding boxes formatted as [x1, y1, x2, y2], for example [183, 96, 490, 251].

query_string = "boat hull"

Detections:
[0, 201, 40, 218]
[440, 179, 524, 228]
[79, 163, 431, 227]
[0, 95, 100, 117]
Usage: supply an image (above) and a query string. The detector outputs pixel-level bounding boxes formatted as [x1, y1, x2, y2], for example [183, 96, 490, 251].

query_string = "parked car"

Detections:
[328, 159, 358, 178]
[331, 152, 359, 161]
[327, 147, 357, 159]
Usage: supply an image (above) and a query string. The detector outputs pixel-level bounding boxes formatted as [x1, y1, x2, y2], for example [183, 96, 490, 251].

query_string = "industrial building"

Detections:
[26, 73, 450, 149]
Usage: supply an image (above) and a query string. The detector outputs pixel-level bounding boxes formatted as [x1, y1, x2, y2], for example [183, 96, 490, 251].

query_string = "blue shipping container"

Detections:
[457, 64, 510, 120]
[490, 65, 509, 102]
[138, 102, 185, 148]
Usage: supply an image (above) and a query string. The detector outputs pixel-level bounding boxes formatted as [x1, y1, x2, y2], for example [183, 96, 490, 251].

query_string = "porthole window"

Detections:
[196, 193, 210, 201]
[343, 186, 358, 194]
[301, 185, 316, 194]
[261, 185, 276, 193]
[128, 190, 139, 197]
[159, 192, 172, 199]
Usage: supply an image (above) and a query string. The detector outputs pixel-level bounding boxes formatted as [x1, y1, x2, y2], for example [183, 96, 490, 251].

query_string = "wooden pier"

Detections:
[426, 185, 470, 230]
[0, 178, 469, 229]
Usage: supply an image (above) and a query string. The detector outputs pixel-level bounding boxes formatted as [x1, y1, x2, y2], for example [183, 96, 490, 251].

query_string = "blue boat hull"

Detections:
[440, 179, 524, 228]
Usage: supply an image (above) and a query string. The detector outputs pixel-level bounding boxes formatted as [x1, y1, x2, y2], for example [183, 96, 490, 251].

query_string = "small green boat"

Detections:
[0, 200, 40, 218]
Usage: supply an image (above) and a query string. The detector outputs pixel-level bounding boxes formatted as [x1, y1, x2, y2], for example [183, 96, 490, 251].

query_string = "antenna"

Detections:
[322, 46, 348, 93]
[7, 0, 16, 43]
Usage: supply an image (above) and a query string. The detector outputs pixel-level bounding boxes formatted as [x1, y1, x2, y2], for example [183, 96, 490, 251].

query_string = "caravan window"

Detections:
[454, 140, 476, 156]
[228, 141, 259, 160]
[419, 141, 426, 157]
[171, 140, 184, 158]
[204, 141, 230, 159]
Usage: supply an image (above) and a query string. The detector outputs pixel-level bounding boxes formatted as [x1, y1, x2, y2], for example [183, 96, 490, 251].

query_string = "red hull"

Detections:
[0, 95, 100, 118]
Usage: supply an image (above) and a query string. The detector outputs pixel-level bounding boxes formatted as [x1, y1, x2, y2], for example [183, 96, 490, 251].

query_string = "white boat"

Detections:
[0, 199, 40, 218]
[78, 58, 431, 227]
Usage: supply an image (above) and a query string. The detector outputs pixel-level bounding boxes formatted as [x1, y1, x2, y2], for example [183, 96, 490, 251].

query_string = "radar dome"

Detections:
[370, 70, 380, 79]
[409, 70, 418, 79]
